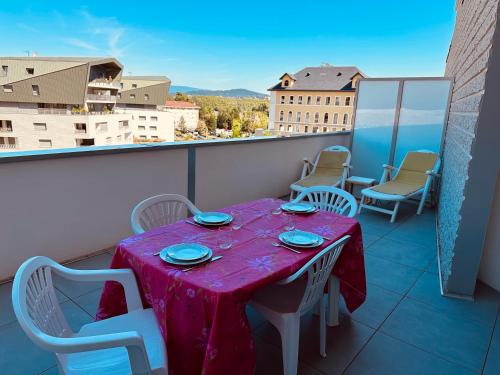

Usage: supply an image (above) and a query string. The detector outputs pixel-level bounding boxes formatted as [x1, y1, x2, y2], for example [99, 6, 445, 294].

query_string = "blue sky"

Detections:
[0, 1, 456, 93]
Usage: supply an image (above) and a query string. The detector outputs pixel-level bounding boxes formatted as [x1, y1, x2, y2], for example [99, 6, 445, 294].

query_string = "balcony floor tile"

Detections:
[380, 297, 492, 372]
[344, 331, 475, 375]
[483, 311, 500, 375]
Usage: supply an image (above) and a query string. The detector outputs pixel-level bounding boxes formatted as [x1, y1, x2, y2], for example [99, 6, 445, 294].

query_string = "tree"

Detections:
[174, 92, 190, 102]
[232, 118, 241, 138]
[217, 110, 232, 130]
[206, 114, 217, 132]
[196, 120, 208, 137]
[178, 116, 188, 133]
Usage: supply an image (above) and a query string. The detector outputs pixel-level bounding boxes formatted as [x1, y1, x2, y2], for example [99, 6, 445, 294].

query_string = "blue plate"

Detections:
[194, 212, 232, 225]
[279, 230, 323, 248]
[280, 202, 316, 213]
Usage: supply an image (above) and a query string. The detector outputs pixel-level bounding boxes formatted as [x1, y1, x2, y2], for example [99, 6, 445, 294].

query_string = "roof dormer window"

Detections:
[284, 80, 289, 87]
[26, 68, 34, 75]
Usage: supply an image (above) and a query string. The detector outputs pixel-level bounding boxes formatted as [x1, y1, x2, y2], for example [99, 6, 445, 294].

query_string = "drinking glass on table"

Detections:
[271, 207, 282, 216]
[217, 228, 233, 250]
[284, 214, 295, 231]
[230, 210, 242, 230]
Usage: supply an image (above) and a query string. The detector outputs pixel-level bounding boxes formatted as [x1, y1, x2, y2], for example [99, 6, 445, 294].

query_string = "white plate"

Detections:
[279, 230, 324, 248]
[194, 212, 232, 226]
[160, 248, 213, 266]
[166, 243, 210, 261]
[280, 202, 316, 213]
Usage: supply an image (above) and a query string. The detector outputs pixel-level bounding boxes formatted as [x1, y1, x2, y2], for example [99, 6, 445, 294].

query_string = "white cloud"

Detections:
[63, 38, 98, 51]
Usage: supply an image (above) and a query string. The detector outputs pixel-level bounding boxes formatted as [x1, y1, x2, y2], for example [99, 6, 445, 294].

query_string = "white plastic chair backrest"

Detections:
[131, 193, 201, 234]
[278, 235, 350, 313]
[293, 186, 357, 218]
[311, 145, 351, 174]
[12, 256, 73, 351]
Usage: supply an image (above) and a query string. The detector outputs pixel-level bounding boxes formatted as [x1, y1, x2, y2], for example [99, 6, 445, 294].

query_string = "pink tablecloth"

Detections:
[97, 198, 366, 375]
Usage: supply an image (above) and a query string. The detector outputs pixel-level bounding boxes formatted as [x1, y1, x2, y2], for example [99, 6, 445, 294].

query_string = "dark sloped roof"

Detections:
[269, 66, 365, 91]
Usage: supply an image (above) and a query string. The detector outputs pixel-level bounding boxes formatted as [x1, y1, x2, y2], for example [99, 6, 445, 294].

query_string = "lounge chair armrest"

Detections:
[342, 163, 352, 169]
[382, 164, 395, 170]
[301, 158, 314, 178]
[426, 170, 440, 178]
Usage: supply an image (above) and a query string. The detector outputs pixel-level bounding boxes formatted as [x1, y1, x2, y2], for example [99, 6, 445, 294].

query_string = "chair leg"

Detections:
[417, 190, 428, 215]
[390, 202, 400, 223]
[319, 297, 327, 358]
[327, 276, 340, 327]
[357, 195, 364, 214]
[280, 315, 300, 375]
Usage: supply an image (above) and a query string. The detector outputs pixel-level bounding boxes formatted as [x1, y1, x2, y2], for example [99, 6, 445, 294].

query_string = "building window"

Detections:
[149, 126, 157, 131]
[26, 68, 34, 75]
[38, 139, 52, 148]
[323, 126, 327, 132]
[140, 135, 147, 140]
[151, 136, 159, 140]
[316, 96, 321, 105]
[106, 137, 112, 144]
[313, 126, 318, 133]
[307, 96, 312, 105]
[138, 125, 146, 130]
[0, 136, 17, 148]
[0, 120, 13, 132]
[117, 135, 122, 142]
[305, 112, 310, 123]
[289, 96, 294, 104]
[279, 110, 284, 121]
[325, 97, 331, 105]
[323, 113, 329, 124]
[144, 94, 150, 101]
[32, 85, 40, 96]
[314, 112, 319, 123]
[3, 85, 13, 93]
[334, 96, 340, 106]
[96, 122, 108, 132]
[33, 123, 47, 131]
[119, 120, 128, 128]
[139, 116, 146, 121]
[304, 125, 309, 133]
[1, 66, 7, 76]
[333, 113, 339, 124]
[284, 80, 289, 87]
[345, 97, 351, 106]
[150, 116, 158, 121]
[117, 93, 121, 99]
[130, 94, 136, 99]
[74, 123, 86, 133]
[132, 84, 137, 88]
[279, 124, 284, 131]
[120, 83, 124, 89]
[280, 96, 285, 104]
[343, 113, 349, 125]
[296, 112, 301, 122]
[298, 96, 303, 104]
[287, 111, 293, 122]
[287, 125, 292, 132]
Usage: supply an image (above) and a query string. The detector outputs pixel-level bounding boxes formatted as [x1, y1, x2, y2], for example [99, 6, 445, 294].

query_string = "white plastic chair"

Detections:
[250, 235, 350, 375]
[131, 194, 201, 234]
[292, 186, 357, 327]
[292, 186, 358, 217]
[12, 256, 168, 375]
[290, 145, 351, 199]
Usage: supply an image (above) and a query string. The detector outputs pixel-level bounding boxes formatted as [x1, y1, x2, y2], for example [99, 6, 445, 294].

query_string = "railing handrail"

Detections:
[87, 94, 117, 101]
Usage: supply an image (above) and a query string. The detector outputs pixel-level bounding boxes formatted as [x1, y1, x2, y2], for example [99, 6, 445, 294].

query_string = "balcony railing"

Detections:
[0, 143, 17, 149]
[38, 108, 69, 115]
[75, 129, 87, 134]
[88, 80, 121, 89]
[0, 132, 349, 279]
[0, 127, 13, 132]
[86, 94, 117, 102]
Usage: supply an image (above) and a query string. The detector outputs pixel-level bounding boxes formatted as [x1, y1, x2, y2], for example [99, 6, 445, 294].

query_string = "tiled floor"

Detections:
[1, 205, 499, 374]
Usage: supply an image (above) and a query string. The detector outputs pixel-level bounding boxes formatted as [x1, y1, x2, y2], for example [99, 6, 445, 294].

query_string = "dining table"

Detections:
[96, 197, 366, 375]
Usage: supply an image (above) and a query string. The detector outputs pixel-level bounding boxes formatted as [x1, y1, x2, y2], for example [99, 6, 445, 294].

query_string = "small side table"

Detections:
[346, 176, 377, 200]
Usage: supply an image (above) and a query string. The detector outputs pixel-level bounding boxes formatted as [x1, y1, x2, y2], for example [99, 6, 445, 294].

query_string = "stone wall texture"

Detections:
[439, 0, 499, 285]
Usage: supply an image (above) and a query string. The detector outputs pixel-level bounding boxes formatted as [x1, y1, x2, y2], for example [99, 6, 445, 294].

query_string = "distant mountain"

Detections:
[169, 86, 268, 99]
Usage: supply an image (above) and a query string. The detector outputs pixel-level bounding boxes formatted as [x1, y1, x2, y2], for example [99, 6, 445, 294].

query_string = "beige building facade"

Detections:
[164, 101, 200, 131]
[0, 57, 174, 152]
[268, 66, 364, 133]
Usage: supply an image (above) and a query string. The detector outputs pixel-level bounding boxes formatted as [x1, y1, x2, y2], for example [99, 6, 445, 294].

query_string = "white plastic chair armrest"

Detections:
[47, 331, 151, 374]
[342, 163, 352, 169]
[51, 267, 143, 312]
[382, 164, 395, 170]
[426, 170, 440, 178]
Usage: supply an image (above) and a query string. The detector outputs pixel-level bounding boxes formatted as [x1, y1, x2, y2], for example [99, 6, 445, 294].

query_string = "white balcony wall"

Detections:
[0, 132, 348, 280]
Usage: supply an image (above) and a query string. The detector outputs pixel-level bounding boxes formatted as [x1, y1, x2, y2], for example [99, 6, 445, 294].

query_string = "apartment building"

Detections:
[268, 65, 365, 133]
[0, 57, 173, 152]
[116, 76, 173, 142]
[164, 100, 200, 131]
